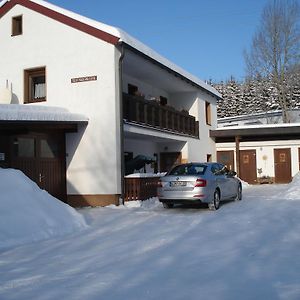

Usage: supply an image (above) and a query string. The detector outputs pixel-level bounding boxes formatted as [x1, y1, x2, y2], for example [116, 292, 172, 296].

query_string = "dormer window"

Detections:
[12, 15, 23, 36]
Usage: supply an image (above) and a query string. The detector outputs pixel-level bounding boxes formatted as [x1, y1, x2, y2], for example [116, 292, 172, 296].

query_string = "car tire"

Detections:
[209, 190, 220, 211]
[163, 203, 174, 209]
[235, 184, 242, 201]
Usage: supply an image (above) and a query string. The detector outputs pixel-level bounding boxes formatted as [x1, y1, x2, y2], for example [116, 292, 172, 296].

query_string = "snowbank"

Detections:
[0, 168, 87, 250]
[241, 179, 250, 189]
[124, 197, 162, 209]
[284, 172, 300, 200]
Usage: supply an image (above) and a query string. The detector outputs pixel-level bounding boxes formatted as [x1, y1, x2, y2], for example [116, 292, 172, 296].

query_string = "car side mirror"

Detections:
[227, 170, 237, 177]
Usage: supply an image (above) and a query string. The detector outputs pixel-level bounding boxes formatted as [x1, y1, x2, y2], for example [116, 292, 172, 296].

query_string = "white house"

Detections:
[0, 0, 221, 206]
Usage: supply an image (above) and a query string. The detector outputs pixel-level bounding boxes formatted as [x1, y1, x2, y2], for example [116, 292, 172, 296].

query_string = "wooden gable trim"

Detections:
[0, 0, 120, 45]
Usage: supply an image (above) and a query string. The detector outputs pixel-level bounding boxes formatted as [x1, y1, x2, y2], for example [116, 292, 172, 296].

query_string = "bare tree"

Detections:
[244, 0, 300, 122]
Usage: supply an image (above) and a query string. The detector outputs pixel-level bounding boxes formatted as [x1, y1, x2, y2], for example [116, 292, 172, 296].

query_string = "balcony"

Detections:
[123, 93, 199, 138]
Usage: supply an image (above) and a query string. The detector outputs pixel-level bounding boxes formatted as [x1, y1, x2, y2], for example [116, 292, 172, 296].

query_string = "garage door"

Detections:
[239, 150, 257, 184]
[274, 148, 291, 183]
[10, 133, 66, 201]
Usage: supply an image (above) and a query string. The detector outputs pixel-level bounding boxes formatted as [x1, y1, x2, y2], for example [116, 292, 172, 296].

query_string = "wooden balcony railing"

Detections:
[124, 177, 160, 201]
[123, 93, 199, 138]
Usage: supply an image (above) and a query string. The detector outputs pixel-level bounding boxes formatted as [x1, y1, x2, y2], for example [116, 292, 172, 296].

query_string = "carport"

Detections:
[210, 123, 300, 183]
[0, 104, 88, 201]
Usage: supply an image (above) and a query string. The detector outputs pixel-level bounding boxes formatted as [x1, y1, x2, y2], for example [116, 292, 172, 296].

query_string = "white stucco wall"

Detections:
[122, 74, 169, 100]
[195, 91, 217, 161]
[217, 140, 300, 178]
[0, 5, 122, 195]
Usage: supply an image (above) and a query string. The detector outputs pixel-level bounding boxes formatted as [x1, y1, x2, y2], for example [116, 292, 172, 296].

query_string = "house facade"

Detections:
[0, 0, 221, 206]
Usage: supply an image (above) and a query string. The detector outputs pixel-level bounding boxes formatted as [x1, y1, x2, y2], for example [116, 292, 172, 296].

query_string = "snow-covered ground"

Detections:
[1, 171, 300, 299]
[0, 168, 87, 250]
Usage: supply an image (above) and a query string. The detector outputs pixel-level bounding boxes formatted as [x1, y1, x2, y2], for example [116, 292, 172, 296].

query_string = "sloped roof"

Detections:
[0, 0, 221, 99]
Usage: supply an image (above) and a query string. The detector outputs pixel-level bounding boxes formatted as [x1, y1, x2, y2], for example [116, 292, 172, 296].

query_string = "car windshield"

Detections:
[168, 164, 207, 176]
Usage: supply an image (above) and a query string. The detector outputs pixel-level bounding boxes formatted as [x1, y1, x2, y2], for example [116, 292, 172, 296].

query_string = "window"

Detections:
[40, 138, 59, 158]
[207, 154, 212, 162]
[128, 84, 138, 95]
[12, 15, 23, 36]
[159, 96, 168, 106]
[13, 137, 35, 158]
[169, 164, 207, 176]
[205, 101, 212, 125]
[24, 67, 46, 103]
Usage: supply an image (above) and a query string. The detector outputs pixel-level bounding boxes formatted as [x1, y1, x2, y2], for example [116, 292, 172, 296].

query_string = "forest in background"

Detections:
[214, 66, 300, 119]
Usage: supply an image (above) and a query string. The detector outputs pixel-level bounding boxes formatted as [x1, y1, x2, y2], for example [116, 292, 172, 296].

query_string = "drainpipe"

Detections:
[235, 136, 240, 177]
[118, 43, 125, 205]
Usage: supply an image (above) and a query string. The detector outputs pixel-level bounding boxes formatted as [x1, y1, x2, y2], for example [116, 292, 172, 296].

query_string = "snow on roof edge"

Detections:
[218, 109, 300, 122]
[0, 0, 6, 8]
[0, 104, 89, 122]
[216, 122, 300, 131]
[0, 0, 221, 99]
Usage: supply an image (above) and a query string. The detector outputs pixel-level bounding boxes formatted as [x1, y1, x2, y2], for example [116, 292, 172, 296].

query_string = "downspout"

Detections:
[235, 136, 240, 177]
[118, 43, 125, 205]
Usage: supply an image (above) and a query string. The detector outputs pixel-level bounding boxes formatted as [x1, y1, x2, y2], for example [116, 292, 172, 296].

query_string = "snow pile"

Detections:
[0, 168, 87, 250]
[284, 172, 300, 200]
[124, 197, 161, 209]
[240, 179, 250, 189]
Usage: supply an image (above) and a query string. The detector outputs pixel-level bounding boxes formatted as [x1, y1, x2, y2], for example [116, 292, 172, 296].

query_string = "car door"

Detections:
[221, 164, 237, 198]
[211, 163, 229, 199]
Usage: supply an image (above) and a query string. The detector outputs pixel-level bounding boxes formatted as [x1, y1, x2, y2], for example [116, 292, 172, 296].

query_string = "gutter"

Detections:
[118, 43, 125, 205]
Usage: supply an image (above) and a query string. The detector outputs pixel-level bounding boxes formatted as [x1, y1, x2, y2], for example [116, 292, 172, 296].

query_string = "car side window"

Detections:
[211, 164, 221, 175]
[218, 164, 229, 175]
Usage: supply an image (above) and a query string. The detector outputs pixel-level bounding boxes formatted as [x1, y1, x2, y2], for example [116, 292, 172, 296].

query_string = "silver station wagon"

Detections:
[157, 162, 242, 210]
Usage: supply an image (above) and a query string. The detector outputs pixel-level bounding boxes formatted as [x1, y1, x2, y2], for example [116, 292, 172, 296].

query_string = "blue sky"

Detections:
[47, 0, 272, 83]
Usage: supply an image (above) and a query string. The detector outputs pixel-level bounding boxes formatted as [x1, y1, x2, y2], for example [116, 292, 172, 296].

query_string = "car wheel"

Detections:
[163, 203, 174, 209]
[209, 190, 220, 211]
[235, 184, 242, 201]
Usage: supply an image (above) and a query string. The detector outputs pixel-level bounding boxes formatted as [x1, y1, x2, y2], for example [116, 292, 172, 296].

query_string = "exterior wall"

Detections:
[197, 91, 217, 161]
[217, 140, 300, 180]
[122, 74, 169, 100]
[0, 5, 122, 199]
[171, 92, 198, 115]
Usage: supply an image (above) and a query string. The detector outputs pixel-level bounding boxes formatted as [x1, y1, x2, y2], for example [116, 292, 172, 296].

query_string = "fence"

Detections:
[124, 176, 160, 201]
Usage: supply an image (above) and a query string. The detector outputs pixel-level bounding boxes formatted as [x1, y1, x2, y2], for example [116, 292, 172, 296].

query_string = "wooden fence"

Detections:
[124, 177, 160, 201]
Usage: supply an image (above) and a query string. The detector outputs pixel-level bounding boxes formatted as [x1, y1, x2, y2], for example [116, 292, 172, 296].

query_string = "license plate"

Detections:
[170, 181, 186, 187]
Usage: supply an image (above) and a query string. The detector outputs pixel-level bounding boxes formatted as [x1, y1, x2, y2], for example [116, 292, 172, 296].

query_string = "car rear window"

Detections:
[168, 164, 207, 176]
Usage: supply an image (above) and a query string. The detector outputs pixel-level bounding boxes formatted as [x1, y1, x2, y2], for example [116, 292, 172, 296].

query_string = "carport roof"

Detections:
[210, 123, 300, 142]
[0, 104, 88, 132]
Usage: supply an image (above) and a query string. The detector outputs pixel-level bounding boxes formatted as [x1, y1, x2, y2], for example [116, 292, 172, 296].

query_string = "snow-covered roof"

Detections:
[218, 109, 300, 122]
[211, 122, 300, 141]
[215, 122, 300, 131]
[0, 0, 221, 99]
[0, 104, 88, 122]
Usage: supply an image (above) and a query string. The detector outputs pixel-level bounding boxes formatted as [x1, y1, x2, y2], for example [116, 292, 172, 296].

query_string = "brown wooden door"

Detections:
[160, 152, 182, 172]
[239, 150, 257, 184]
[274, 148, 292, 183]
[298, 148, 300, 171]
[10, 133, 66, 201]
[217, 150, 235, 171]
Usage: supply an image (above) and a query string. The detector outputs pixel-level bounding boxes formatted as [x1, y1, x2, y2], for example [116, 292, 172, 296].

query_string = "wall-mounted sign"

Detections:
[71, 76, 97, 83]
